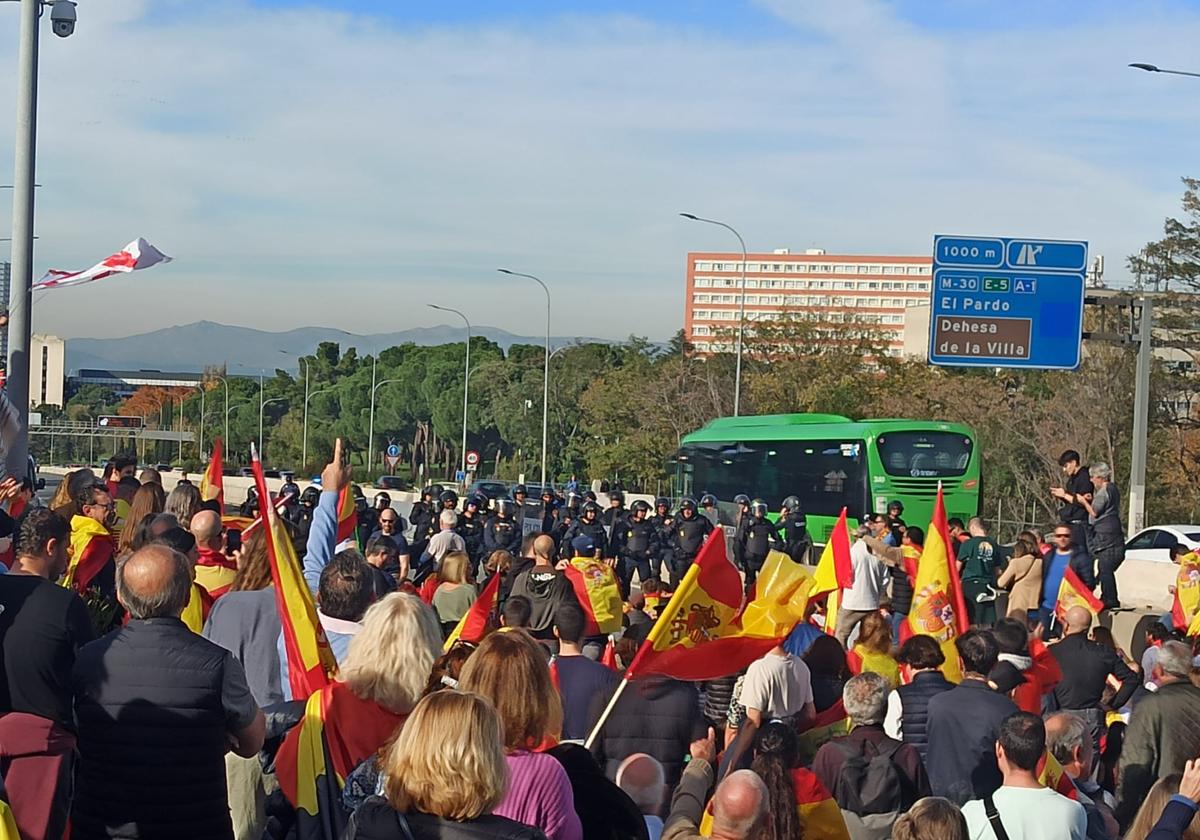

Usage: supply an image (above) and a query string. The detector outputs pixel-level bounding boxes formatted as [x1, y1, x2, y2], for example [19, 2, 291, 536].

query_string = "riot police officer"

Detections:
[484, 497, 522, 556]
[699, 492, 720, 526]
[239, 486, 260, 517]
[538, 488, 560, 535]
[294, 485, 321, 542]
[561, 501, 607, 560]
[457, 495, 487, 572]
[649, 496, 675, 581]
[740, 499, 780, 592]
[601, 489, 628, 557]
[672, 497, 714, 582]
[777, 495, 810, 563]
[885, 500, 906, 547]
[616, 499, 658, 596]
[409, 486, 439, 557]
[511, 484, 529, 532]
[731, 493, 752, 570]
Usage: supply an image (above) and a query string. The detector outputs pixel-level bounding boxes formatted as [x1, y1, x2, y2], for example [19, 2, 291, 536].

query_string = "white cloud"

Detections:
[0, 0, 1197, 341]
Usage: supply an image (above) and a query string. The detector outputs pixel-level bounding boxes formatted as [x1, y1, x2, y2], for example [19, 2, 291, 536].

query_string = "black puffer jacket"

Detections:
[588, 676, 707, 789]
[347, 797, 547, 840]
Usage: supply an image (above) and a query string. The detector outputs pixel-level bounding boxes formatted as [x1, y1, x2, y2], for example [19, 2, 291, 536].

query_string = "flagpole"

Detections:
[584, 557, 705, 749]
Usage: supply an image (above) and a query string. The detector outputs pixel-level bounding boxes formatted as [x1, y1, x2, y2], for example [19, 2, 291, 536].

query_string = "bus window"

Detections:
[876, 432, 974, 478]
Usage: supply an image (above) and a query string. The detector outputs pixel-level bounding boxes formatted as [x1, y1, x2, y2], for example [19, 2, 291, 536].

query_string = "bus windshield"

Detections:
[675, 439, 867, 518]
[876, 431, 974, 478]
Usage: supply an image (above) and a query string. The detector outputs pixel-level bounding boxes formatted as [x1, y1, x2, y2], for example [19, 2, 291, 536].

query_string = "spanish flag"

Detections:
[252, 448, 337, 699]
[443, 571, 501, 651]
[625, 532, 816, 681]
[1037, 750, 1079, 799]
[1054, 565, 1104, 625]
[1173, 551, 1200, 632]
[63, 515, 115, 592]
[796, 698, 852, 765]
[698, 765, 849, 839]
[335, 484, 357, 545]
[564, 555, 624, 636]
[181, 583, 214, 633]
[200, 437, 224, 513]
[811, 508, 853, 635]
[901, 485, 969, 683]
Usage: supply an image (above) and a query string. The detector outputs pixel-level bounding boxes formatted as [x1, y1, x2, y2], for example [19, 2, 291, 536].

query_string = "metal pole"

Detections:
[1128, 295, 1153, 533]
[367, 355, 376, 470]
[216, 376, 229, 452]
[301, 361, 309, 468]
[199, 386, 205, 460]
[680, 214, 748, 416]
[6, 0, 40, 480]
[496, 270, 550, 489]
[429, 305, 472, 479]
[258, 375, 264, 461]
[176, 397, 183, 463]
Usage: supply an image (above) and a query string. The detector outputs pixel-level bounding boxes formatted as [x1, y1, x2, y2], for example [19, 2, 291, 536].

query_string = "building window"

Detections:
[907, 266, 921, 275]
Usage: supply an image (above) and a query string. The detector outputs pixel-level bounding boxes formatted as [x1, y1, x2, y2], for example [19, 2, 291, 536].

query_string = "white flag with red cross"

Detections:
[33, 237, 172, 290]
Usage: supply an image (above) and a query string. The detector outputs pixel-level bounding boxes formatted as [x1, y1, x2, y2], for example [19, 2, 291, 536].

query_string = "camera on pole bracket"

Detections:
[50, 1, 77, 38]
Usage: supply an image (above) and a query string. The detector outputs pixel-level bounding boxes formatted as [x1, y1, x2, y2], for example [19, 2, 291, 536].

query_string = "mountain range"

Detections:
[65, 321, 610, 374]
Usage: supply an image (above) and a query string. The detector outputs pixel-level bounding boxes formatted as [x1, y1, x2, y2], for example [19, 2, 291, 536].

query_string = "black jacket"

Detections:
[548, 743, 650, 840]
[672, 516, 713, 559]
[347, 797, 547, 840]
[1050, 632, 1139, 711]
[588, 676, 706, 789]
[896, 670, 955, 762]
[925, 678, 1019, 805]
[509, 566, 580, 640]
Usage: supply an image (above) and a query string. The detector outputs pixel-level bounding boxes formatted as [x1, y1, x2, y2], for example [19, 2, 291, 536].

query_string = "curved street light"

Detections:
[368, 377, 404, 472]
[497, 268, 551, 490]
[303, 386, 336, 467]
[429, 303, 472, 480]
[681, 212, 749, 416]
[1129, 62, 1200, 78]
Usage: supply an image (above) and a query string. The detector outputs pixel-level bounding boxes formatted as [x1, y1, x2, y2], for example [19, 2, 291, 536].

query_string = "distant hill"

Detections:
[65, 320, 609, 374]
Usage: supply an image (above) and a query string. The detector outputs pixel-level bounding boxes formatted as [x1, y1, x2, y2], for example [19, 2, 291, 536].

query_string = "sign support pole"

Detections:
[1128, 296, 1152, 534]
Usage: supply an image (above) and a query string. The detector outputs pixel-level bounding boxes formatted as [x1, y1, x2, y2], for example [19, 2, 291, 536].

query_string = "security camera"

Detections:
[50, 1, 77, 38]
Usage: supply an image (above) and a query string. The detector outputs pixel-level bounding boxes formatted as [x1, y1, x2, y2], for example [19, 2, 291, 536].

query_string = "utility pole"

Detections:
[1128, 296, 1153, 533]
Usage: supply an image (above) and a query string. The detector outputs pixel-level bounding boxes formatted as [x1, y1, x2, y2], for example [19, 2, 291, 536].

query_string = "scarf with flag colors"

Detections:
[276, 680, 409, 837]
[63, 515, 115, 593]
[564, 555, 624, 635]
[901, 485, 969, 683]
[443, 571, 502, 651]
[698, 765, 850, 839]
[200, 437, 225, 513]
[624, 532, 817, 681]
[1173, 551, 1200, 632]
[252, 450, 337, 699]
[1054, 566, 1105, 625]
[181, 583, 214, 634]
[811, 508, 853, 634]
[335, 485, 357, 546]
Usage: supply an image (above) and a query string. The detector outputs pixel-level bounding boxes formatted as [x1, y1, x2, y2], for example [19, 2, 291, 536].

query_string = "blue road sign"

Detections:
[930, 234, 1087, 370]
[386, 444, 400, 458]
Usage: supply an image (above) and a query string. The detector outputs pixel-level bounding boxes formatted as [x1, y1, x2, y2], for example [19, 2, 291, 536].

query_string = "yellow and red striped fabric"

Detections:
[564, 556, 624, 636]
[199, 437, 224, 513]
[443, 571, 502, 651]
[699, 766, 850, 839]
[902, 485, 969, 683]
[335, 485, 356, 545]
[1054, 566, 1105, 625]
[811, 508, 853, 634]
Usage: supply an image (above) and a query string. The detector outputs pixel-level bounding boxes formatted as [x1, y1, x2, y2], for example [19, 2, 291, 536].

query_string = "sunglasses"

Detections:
[1054, 533, 1071, 539]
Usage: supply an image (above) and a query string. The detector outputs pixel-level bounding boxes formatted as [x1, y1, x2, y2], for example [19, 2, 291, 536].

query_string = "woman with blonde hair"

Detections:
[998, 535, 1044, 622]
[432, 551, 477, 635]
[891, 796, 968, 840]
[345, 691, 547, 839]
[459, 631, 582, 840]
[118, 482, 165, 556]
[846, 611, 900, 688]
[1125, 772, 1200, 840]
[274, 593, 443, 838]
[164, 481, 201, 529]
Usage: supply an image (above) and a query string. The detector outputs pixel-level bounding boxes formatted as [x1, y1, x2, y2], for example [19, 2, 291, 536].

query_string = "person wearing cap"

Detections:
[509, 534, 580, 651]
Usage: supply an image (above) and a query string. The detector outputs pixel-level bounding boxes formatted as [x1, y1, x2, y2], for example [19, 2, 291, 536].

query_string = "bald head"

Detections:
[710, 770, 768, 839]
[533, 534, 556, 563]
[190, 509, 223, 550]
[116, 544, 192, 620]
[615, 753, 665, 815]
[1065, 606, 1092, 634]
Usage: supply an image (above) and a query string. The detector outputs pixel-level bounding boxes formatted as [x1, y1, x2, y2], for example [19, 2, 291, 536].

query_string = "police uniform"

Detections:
[739, 517, 780, 590]
[672, 514, 714, 583]
[483, 514, 522, 556]
[616, 518, 658, 596]
[778, 512, 810, 564]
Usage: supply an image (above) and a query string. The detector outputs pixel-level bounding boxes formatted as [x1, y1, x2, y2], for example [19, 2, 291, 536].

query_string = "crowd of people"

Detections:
[1, 442, 1199, 840]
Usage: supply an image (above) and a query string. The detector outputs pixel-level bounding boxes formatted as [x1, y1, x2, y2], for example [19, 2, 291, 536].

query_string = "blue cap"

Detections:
[571, 534, 596, 555]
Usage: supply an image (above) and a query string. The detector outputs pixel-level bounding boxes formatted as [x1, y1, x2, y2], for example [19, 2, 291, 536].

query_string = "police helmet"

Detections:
[780, 495, 801, 513]
[751, 498, 768, 516]
[354, 495, 369, 512]
[300, 486, 321, 506]
[421, 485, 435, 500]
[679, 497, 697, 514]
[467, 494, 485, 510]
[439, 489, 459, 507]
[373, 492, 392, 509]
[351, 484, 365, 499]
[281, 479, 300, 497]
[513, 484, 527, 497]
[496, 498, 514, 517]
[734, 494, 751, 507]
[699, 493, 718, 508]
[655, 495, 670, 509]
[584, 490, 598, 502]
[609, 489, 624, 504]
[541, 487, 554, 499]
[582, 501, 601, 517]
[888, 500, 904, 514]
[245, 486, 258, 502]
[631, 499, 651, 515]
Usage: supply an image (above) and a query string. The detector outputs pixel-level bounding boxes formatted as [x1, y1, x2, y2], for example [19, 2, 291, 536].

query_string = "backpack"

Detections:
[830, 736, 906, 816]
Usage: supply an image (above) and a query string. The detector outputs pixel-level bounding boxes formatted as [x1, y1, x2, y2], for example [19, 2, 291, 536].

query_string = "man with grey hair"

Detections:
[1046, 712, 1119, 840]
[1117, 639, 1200, 824]
[617, 753, 667, 839]
[71, 544, 265, 839]
[813, 672, 930, 836]
[1081, 462, 1125, 610]
[663, 728, 768, 840]
[422, 509, 466, 572]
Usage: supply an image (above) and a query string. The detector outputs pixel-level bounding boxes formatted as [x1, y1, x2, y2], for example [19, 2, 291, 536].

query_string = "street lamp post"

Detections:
[681, 213, 749, 416]
[498, 269, 551, 489]
[429, 304, 472, 480]
[303, 385, 334, 468]
[1129, 62, 1200, 78]
[368, 377, 404, 475]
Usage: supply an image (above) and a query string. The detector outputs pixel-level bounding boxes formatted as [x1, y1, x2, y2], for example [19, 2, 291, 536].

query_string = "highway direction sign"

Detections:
[930, 234, 1087, 370]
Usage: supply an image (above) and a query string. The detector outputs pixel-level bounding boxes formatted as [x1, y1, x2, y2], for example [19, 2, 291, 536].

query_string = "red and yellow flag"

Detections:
[200, 437, 224, 514]
[443, 571, 502, 651]
[1037, 751, 1079, 800]
[335, 484, 357, 545]
[902, 485, 969, 683]
[1054, 565, 1104, 625]
[252, 449, 337, 699]
[699, 764, 850, 839]
[811, 507, 853, 634]
[1173, 551, 1200, 632]
[63, 515, 115, 593]
[564, 556, 624, 636]
[626, 532, 816, 681]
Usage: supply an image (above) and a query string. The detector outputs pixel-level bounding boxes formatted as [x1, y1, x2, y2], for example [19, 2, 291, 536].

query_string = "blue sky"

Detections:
[2, 0, 1200, 341]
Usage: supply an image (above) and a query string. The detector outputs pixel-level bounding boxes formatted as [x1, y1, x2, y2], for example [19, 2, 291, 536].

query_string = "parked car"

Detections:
[155, 463, 172, 472]
[467, 480, 510, 501]
[376, 476, 409, 491]
[1115, 524, 1200, 611]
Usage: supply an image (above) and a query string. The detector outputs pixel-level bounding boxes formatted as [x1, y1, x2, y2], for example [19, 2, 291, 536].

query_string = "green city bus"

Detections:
[671, 413, 981, 544]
